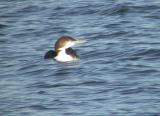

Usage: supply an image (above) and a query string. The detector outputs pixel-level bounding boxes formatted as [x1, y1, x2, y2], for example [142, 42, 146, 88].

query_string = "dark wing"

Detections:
[44, 50, 57, 59]
[65, 47, 79, 58]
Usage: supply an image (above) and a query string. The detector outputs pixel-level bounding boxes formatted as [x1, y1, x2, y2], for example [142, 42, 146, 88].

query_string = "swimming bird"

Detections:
[44, 36, 84, 62]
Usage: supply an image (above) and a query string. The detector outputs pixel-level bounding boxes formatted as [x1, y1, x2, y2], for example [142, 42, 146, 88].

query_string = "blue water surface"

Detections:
[1, 0, 160, 115]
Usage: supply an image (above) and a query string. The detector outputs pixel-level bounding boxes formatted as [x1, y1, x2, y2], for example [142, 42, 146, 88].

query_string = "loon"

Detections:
[44, 36, 84, 62]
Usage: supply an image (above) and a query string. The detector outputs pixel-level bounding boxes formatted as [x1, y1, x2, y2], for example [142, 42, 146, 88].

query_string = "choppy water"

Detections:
[1, 0, 160, 115]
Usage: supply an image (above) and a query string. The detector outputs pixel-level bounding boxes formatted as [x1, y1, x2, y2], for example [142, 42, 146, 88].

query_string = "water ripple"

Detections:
[1, 0, 160, 115]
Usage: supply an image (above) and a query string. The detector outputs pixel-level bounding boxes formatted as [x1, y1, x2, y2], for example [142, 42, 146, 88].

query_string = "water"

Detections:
[1, 0, 160, 115]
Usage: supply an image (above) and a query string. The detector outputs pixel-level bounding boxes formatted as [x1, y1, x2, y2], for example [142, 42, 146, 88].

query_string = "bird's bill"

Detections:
[74, 39, 87, 44]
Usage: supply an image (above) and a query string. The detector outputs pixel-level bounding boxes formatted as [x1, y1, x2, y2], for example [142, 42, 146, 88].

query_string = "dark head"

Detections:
[55, 36, 77, 51]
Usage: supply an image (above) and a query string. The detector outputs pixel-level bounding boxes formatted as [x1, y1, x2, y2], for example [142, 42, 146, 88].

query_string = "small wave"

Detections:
[131, 5, 160, 12]
[19, 5, 46, 13]
[101, 4, 129, 15]
[27, 82, 75, 89]
[19, 67, 48, 76]
[0, 24, 8, 29]
[64, 8, 97, 16]
[133, 49, 160, 57]
[120, 86, 160, 95]
[0, 39, 8, 43]
[80, 80, 107, 86]
[127, 69, 159, 75]
[120, 56, 142, 61]
[27, 105, 51, 110]
[27, 79, 107, 89]
[54, 6, 65, 11]
[119, 87, 144, 95]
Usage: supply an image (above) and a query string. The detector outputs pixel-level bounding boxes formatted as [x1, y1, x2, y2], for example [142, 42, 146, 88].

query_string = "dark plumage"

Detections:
[65, 47, 79, 59]
[44, 50, 57, 59]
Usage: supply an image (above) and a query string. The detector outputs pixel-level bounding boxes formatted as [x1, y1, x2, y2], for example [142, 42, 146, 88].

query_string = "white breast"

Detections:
[54, 50, 78, 62]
